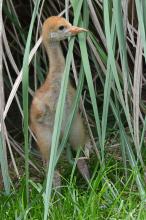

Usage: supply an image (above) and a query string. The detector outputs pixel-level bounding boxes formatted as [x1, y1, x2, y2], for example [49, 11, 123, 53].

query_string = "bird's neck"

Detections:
[45, 41, 65, 77]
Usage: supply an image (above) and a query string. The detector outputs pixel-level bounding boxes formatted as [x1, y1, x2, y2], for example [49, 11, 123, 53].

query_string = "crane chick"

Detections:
[30, 16, 90, 187]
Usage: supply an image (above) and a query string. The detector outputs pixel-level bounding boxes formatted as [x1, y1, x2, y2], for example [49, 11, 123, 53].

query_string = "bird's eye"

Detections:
[58, 25, 65, 31]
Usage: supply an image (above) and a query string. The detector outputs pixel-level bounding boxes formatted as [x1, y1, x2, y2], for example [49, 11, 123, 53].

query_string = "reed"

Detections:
[1, 0, 146, 218]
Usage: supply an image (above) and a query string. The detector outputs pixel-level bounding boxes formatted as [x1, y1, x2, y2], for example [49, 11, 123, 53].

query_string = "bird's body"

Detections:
[30, 16, 90, 185]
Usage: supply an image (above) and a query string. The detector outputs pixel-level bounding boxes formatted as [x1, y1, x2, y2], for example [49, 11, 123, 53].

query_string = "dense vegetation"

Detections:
[1, 0, 146, 219]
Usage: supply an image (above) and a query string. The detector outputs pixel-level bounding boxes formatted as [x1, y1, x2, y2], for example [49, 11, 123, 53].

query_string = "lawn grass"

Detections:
[0, 158, 146, 220]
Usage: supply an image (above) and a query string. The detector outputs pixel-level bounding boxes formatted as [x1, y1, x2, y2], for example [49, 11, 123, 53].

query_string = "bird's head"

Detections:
[42, 16, 87, 45]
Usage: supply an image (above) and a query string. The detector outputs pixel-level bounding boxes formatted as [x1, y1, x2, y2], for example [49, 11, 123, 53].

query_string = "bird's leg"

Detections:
[53, 170, 61, 190]
[0, 171, 3, 190]
[76, 141, 92, 181]
[67, 144, 90, 182]
[45, 161, 61, 191]
[77, 157, 90, 181]
[43, 158, 61, 191]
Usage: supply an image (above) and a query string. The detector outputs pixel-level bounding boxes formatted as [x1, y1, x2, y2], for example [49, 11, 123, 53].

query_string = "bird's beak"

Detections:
[68, 26, 88, 35]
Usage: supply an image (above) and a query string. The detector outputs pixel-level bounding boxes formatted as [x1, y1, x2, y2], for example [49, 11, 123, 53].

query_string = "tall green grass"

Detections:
[1, 0, 146, 218]
[22, 0, 41, 204]
[0, 0, 10, 195]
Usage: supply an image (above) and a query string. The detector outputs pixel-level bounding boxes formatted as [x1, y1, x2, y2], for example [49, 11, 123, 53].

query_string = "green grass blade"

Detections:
[43, 1, 84, 219]
[44, 39, 75, 220]
[110, 99, 146, 201]
[140, 116, 146, 149]
[0, 0, 10, 194]
[114, 1, 130, 86]
[56, 65, 84, 164]
[101, 16, 116, 148]
[103, 0, 134, 138]
[22, 0, 41, 204]
[113, 1, 132, 133]
[0, 132, 10, 194]
[78, 28, 102, 160]
[135, 0, 146, 60]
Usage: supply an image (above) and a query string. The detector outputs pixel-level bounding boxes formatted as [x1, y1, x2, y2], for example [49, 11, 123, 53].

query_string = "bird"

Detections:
[30, 16, 90, 187]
